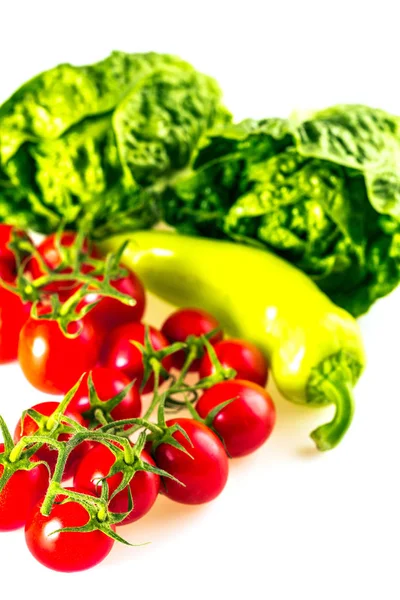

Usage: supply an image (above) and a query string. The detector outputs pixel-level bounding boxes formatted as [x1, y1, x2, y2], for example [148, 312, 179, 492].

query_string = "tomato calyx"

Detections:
[175, 327, 223, 370]
[164, 336, 237, 409]
[2, 227, 137, 337]
[78, 371, 139, 429]
[129, 326, 186, 393]
[0, 416, 48, 493]
[41, 482, 134, 547]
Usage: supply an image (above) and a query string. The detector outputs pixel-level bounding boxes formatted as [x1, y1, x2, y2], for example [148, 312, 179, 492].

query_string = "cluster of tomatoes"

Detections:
[0, 223, 276, 573]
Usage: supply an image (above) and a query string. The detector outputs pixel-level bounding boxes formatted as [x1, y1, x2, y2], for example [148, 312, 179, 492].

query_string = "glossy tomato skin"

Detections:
[68, 367, 142, 426]
[28, 232, 99, 300]
[0, 282, 31, 364]
[199, 339, 269, 387]
[161, 308, 223, 372]
[74, 445, 160, 525]
[153, 418, 229, 505]
[18, 315, 101, 394]
[14, 401, 90, 481]
[79, 267, 146, 331]
[0, 443, 49, 531]
[101, 322, 172, 394]
[25, 490, 115, 572]
[196, 380, 276, 458]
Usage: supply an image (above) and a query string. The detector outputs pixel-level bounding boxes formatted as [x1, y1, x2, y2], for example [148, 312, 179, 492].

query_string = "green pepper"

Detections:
[99, 231, 366, 451]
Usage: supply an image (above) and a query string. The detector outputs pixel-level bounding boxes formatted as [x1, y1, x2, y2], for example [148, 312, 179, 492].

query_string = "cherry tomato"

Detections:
[18, 314, 101, 394]
[25, 488, 115, 572]
[0, 443, 49, 531]
[199, 339, 269, 387]
[68, 367, 142, 426]
[0, 282, 31, 364]
[14, 401, 90, 481]
[74, 444, 160, 525]
[153, 418, 229, 505]
[27, 232, 99, 300]
[161, 308, 223, 371]
[78, 267, 146, 331]
[101, 322, 172, 394]
[196, 380, 276, 458]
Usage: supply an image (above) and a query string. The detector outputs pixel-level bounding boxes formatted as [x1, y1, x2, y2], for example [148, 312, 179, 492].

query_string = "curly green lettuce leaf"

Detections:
[113, 66, 230, 186]
[0, 51, 229, 235]
[161, 105, 400, 316]
[0, 52, 194, 165]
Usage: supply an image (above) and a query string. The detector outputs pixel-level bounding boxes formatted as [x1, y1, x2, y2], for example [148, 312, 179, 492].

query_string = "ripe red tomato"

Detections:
[68, 367, 142, 426]
[0, 283, 31, 364]
[0, 443, 49, 531]
[27, 232, 99, 300]
[161, 308, 223, 371]
[153, 418, 229, 504]
[25, 489, 115, 572]
[199, 339, 269, 387]
[14, 401, 90, 481]
[78, 267, 146, 330]
[101, 322, 172, 393]
[196, 380, 276, 458]
[74, 444, 160, 525]
[18, 314, 101, 394]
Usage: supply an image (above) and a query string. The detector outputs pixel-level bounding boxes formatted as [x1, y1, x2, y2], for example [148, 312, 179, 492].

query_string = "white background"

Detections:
[1, 2, 399, 599]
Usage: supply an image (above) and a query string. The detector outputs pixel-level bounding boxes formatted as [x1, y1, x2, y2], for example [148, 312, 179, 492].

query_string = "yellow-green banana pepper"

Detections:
[99, 231, 366, 451]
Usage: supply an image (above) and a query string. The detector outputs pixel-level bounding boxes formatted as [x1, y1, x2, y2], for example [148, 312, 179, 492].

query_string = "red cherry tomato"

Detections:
[74, 444, 160, 525]
[196, 380, 276, 458]
[25, 488, 115, 572]
[0, 443, 49, 531]
[68, 367, 142, 426]
[14, 401, 90, 481]
[101, 322, 172, 394]
[199, 339, 269, 387]
[18, 314, 101, 394]
[0, 282, 31, 364]
[78, 267, 146, 330]
[161, 308, 223, 371]
[153, 418, 229, 505]
[28, 232, 99, 300]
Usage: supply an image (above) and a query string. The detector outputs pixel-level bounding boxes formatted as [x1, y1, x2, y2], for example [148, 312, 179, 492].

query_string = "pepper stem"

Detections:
[310, 379, 355, 451]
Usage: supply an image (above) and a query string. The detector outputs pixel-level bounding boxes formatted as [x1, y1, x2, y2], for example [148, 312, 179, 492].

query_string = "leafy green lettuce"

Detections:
[161, 105, 400, 316]
[0, 52, 230, 236]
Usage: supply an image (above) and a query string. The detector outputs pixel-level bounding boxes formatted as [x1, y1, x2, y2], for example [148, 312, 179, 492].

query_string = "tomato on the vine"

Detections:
[196, 380, 276, 457]
[27, 232, 99, 300]
[199, 339, 269, 387]
[14, 401, 90, 481]
[18, 314, 101, 394]
[25, 488, 115, 572]
[152, 418, 229, 505]
[79, 267, 146, 331]
[68, 367, 142, 426]
[0, 443, 49, 532]
[74, 445, 160, 525]
[101, 322, 172, 393]
[161, 308, 223, 371]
